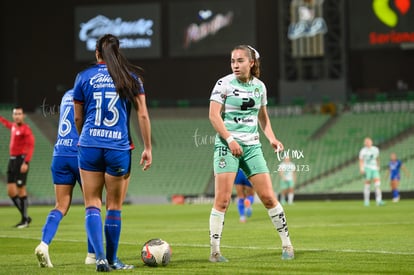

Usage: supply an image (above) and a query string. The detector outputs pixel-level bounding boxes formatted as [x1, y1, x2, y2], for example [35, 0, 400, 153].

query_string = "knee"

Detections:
[214, 198, 231, 212]
[260, 195, 277, 209]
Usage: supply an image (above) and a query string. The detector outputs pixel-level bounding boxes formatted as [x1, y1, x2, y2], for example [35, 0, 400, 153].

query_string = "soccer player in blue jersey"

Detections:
[387, 152, 410, 202]
[234, 168, 255, 223]
[209, 45, 294, 262]
[73, 34, 152, 272]
[34, 89, 95, 268]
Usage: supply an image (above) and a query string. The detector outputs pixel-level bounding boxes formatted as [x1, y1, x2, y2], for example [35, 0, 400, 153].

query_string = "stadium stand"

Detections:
[1, 105, 413, 204]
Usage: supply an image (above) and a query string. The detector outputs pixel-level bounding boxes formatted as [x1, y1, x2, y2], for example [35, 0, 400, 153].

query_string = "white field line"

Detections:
[1, 235, 413, 256]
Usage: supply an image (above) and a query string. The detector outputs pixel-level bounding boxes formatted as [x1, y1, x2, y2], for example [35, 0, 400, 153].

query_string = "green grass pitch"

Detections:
[0, 199, 413, 274]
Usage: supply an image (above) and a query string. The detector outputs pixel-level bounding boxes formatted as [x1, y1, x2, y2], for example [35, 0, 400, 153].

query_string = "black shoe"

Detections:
[15, 220, 29, 229]
[96, 259, 112, 272]
[15, 217, 31, 229]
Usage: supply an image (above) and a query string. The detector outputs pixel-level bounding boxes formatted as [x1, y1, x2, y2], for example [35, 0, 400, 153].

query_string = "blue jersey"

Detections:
[73, 63, 144, 150]
[389, 160, 402, 180]
[53, 89, 79, 157]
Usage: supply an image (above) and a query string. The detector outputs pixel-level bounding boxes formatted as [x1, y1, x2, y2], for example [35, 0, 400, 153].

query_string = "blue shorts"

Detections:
[390, 175, 400, 181]
[78, 147, 131, 177]
[234, 169, 253, 187]
[51, 155, 81, 185]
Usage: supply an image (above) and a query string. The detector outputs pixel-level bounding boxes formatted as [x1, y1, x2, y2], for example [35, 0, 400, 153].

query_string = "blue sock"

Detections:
[85, 207, 104, 260]
[247, 195, 254, 205]
[105, 210, 121, 263]
[87, 236, 94, 254]
[392, 189, 399, 198]
[41, 209, 63, 245]
[237, 198, 245, 217]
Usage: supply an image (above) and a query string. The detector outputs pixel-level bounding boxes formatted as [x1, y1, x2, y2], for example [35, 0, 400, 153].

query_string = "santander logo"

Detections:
[372, 0, 411, 27]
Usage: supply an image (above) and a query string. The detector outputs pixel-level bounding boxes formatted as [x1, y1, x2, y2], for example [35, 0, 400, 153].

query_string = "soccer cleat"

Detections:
[392, 196, 400, 203]
[35, 242, 53, 268]
[364, 201, 370, 207]
[239, 216, 246, 223]
[377, 200, 386, 206]
[281, 246, 294, 260]
[109, 259, 134, 270]
[16, 216, 32, 229]
[85, 253, 96, 265]
[96, 259, 111, 272]
[209, 252, 229, 262]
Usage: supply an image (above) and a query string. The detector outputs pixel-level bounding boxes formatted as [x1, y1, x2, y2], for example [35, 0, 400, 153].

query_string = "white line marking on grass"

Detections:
[2, 235, 413, 256]
[292, 221, 414, 228]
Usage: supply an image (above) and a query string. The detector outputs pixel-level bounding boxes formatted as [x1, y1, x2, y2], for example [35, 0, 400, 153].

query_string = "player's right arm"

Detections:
[0, 116, 12, 129]
[209, 101, 242, 158]
[74, 102, 84, 135]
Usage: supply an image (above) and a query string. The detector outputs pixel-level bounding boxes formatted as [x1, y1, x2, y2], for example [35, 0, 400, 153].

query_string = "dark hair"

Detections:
[96, 34, 144, 109]
[13, 105, 24, 111]
[232, 45, 261, 78]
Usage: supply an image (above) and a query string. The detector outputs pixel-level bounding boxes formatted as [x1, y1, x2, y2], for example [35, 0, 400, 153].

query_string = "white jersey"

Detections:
[359, 146, 379, 170]
[209, 73, 267, 145]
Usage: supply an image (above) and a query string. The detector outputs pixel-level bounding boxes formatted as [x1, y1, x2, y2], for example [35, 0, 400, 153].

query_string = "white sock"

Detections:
[268, 203, 292, 247]
[375, 182, 382, 203]
[288, 193, 294, 204]
[209, 208, 225, 254]
[364, 184, 371, 204]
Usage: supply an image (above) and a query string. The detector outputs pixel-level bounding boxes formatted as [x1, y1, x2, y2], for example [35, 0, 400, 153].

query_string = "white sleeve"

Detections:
[261, 83, 268, 106]
[209, 77, 227, 104]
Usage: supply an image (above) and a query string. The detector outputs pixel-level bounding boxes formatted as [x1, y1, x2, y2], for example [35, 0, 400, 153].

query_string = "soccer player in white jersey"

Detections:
[359, 137, 385, 206]
[278, 157, 296, 205]
[208, 45, 294, 262]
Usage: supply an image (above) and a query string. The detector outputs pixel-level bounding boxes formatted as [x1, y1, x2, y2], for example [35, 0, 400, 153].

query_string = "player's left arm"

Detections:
[135, 94, 152, 171]
[258, 105, 283, 152]
[376, 156, 380, 171]
[401, 164, 411, 177]
[21, 126, 35, 173]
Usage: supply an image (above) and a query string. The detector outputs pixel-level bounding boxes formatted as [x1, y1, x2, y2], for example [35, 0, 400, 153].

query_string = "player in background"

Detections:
[278, 157, 296, 205]
[0, 106, 35, 228]
[234, 168, 255, 223]
[387, 152, 410, 202]
[359, 137, 385, 206]
[34, 89, 95, 267]
[74, 34, 152, 272]
[209, 45, 294, 262]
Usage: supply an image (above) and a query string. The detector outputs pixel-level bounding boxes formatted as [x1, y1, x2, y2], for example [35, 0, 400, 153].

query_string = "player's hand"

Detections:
[228, 140, 243, 158]
[272, 139, 284, 153]
[140, 149, 152, 171]
[20, 162, 28, 173]
[360, 168, 365, 175]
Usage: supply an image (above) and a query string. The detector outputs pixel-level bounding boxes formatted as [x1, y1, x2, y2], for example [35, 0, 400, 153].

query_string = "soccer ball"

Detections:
[141, 238, 172, 267]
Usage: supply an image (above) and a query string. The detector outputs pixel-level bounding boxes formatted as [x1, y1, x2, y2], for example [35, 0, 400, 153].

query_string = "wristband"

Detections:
[226, 136, 234, 144]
